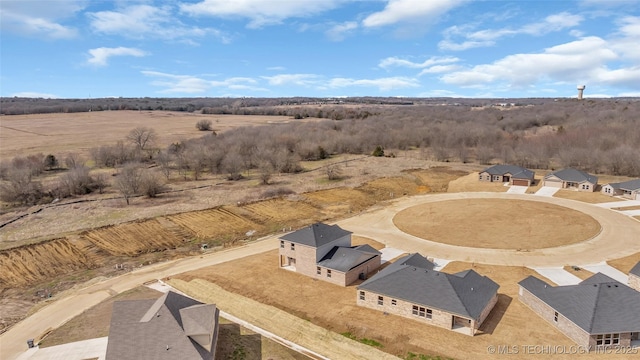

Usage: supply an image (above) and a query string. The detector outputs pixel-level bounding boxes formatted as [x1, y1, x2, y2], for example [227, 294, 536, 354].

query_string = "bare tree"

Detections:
[114, 163, 143, 205]
[127, 127, 157, 151]
[58, 166, 94, 195]
[155, 150, 173, 179]
[222, 152, 244, 180]
[140, 169, 166, 198]
[64, 152, 84, 169]
[0, 167, 44, 204]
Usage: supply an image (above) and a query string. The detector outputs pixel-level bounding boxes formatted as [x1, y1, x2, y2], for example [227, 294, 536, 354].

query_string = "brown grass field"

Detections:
[562, 265, 595, 281]
[0, 111, 321, 158]
[393, 199, 601, 249]
[553, 190, 624, 203]
[607, 252, 640, 273]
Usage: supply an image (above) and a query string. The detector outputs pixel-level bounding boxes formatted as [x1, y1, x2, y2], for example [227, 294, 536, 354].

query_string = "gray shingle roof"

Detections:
[630, 261, 640, 277]
[358, 254, 498, 320]
[317, 244, 381, 272]
[481, 164, 535, 180]
[545, 168, 598, 184]
[608, 179, 640, 191]
[280, 222, 352, 248]
[518, 273, 640, 334]
[106, 291, 219, 360]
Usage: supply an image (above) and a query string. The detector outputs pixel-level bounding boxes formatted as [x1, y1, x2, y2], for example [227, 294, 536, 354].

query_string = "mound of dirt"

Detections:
[0, 238, 96, 287]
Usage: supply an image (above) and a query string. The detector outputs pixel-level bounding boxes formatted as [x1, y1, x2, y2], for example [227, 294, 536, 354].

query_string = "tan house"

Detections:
[543, 168, 598, 192]
[106, 291, 219, 360]
[601, 179, 640, 200]
[479, 164, 535, 186]
[356, 253, 499, 336]
[629, 262, 640, 292]
[519, 273, 640, 350]
[279, 222, 381, 286]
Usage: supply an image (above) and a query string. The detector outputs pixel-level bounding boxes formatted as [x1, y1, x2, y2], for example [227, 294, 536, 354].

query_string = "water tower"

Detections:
[577, 85, 586, 100]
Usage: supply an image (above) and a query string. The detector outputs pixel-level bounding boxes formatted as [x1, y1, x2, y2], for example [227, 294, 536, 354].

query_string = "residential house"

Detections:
[629, 261, 640, 292]
[279, 222, 381, 286]
[356, 253, 499, 336]
[601, 179, 640, 200]
[478, 164, 535, 186]
[518, 273, 640, 350]
[106, 291, 219, 360]
[543, 168, 598, 192]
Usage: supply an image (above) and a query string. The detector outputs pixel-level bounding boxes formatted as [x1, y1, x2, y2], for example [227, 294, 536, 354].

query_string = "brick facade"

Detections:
[279, 237, 380, 286]
[519, 286, 635, 350]
[629, 273, 640, 292]
[357, 290, 497, 336]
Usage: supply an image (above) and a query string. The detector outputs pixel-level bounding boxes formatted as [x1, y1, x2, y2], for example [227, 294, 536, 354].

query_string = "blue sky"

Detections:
[1, 0, 639, 98]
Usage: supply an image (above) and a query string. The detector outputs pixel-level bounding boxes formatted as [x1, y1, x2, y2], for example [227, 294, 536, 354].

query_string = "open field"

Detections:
[446, 172, 508, 193]
[0, 111, 320, 158]
[171, 251, 631, 359]
[393, 199, 601, 249]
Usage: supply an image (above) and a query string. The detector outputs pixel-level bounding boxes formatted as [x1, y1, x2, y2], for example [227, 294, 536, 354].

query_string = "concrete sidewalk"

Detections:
[529, 267, 582, 286]
[595, 199, 640, 208]
[15, 337, 107, 360]
[506, 186, 528, 194]
[379, 247, 405, 264]
[534, 186, 560, 197]
[579, 262, 629, 283]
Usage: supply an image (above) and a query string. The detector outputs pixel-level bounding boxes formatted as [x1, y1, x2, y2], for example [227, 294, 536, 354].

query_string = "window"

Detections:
[327, 269, 331, 278]
[391, 299, 397, 306]
[554, 311, 558, 322]
[290, 243, 295, 251]
[316, 266, 321, 275]
[359, 291, 365, 301]
[280, 240, 284, 248]
[412, 305, 429, 318]
[378, 296, 384, 306]
[596, 334, 620, 346]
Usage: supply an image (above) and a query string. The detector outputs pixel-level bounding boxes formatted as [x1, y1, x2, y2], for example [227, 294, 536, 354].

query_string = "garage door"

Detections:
[512, 179, 529, 186]
[543, 179, 563, 188]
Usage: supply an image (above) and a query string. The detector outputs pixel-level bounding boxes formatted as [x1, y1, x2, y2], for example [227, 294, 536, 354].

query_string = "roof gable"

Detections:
[280, 223, 352, 248]
[519, 274, 640, 334]
[106, 291, 218, 360]
[481, 164, 534, 179]
[358, 254, 498, 319]
[545, 168, 597, 184]
[318, 245, 381, 272]
[610, 179, 640, 191]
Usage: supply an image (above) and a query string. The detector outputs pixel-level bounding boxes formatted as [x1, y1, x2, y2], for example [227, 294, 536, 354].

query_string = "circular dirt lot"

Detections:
[393, 199, 601, 249]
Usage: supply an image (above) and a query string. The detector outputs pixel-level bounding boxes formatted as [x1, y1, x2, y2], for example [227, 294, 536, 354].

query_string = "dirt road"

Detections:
[339, 192, 640, 267]
[0, 238, 277, 360]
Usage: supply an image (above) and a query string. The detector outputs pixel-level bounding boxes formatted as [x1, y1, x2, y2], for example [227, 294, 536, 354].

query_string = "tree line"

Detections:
[1, 98, 638, 207]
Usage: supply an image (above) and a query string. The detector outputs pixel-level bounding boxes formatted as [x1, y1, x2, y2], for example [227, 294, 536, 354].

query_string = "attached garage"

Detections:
[512, 179, 530, 186]
[543, 179, 563, 188]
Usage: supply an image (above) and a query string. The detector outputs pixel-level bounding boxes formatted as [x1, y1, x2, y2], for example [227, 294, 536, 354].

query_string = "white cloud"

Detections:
[362, 0, 465, 28]
[0, 0, 84, 39]
[88, 4, 230, 43]
[326, 21, 358, 41]
[87, 47, 147, 67]
[266, 66, 286, 71]
[10, 92, 59, 99]
[439, 36, 640, 90]
[379, 56, 459, 69]
[142, 71, 267, 93]
[180, 0, 341, 28]
[418, 64, 462, 75]
[328, 77, 419, 91]
[262, 74, 322, 87]
[439, 12, 584, 51]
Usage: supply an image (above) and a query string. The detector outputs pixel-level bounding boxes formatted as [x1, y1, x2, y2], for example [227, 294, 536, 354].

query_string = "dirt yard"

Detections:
[563, 266, 595, 281]
[553, 190, 624, 204]
[607, 251, 640, 273]
[392, 199, 601, 249]
[172, 251, 630, 360]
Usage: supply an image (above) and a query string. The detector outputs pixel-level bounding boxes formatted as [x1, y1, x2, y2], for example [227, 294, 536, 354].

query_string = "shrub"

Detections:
[372, 145, 384, 157]
[195, 119, 212, 131]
